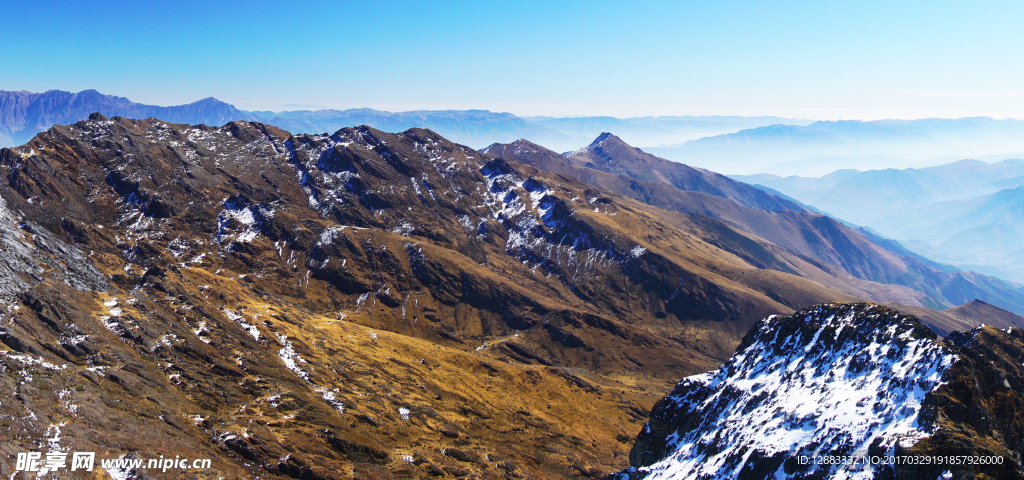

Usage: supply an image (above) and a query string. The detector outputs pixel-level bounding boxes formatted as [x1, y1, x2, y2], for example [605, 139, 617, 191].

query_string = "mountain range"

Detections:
[9, 89, 1024, 178]
[2, 111, 1021, 478]
[4, 94, 1024, 478]
[485, 134, 1024, 319]
[735, 159, 1024, 283]
[0, 113, 912, 479]
[647, 119, 1024, 175]
[0, 89, 804, 153]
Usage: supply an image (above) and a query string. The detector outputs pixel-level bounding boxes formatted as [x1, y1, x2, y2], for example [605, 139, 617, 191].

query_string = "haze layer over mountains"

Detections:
[0, 89, 803, 155]
[736, 159, 1024, 283]
[649, 118, 1024, 175]
[8, 89, 1024, 178]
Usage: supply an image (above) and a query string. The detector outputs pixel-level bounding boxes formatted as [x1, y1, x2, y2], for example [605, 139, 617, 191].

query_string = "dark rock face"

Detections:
[621, 303, 1024, 480]
[0, 194, 107, 298]
[908, 326, 1024, 480]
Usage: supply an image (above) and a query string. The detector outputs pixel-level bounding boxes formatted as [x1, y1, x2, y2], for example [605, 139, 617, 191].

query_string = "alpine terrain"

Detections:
[0, 114, 908, 479]
[0, 113, 1015, 479]
[621, 303, 1024, 480]
[483, 135, 1024, 318]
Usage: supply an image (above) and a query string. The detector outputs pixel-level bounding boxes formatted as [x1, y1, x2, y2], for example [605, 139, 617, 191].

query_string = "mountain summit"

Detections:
[485, 135, 1024, 318]
[564, 132, 808, 212]
[486, 133, 806, 213]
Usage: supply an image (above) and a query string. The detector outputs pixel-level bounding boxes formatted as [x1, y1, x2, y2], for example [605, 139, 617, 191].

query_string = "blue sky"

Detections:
[3, 0, 1023, 119]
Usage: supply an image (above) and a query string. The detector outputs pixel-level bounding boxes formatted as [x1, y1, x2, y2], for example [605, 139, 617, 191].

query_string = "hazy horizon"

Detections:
[8, 86, 1024, 178]
[11, 87, 1024, 124]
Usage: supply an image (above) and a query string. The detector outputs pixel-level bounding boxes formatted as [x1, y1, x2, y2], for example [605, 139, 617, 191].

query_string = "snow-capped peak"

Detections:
[621, 303, 958, 480]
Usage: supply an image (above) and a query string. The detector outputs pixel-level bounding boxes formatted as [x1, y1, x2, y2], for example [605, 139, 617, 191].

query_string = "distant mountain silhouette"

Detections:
[0, 89, 256, 146]
[251, 108, 574, 149]
[648, 118, 1024, 175]
[0, 89, 807, 151]
[735, 159, 1024, 283]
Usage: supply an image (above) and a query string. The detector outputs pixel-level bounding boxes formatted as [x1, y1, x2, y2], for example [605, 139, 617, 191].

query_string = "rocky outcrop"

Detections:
[621, 303, 1024, 480]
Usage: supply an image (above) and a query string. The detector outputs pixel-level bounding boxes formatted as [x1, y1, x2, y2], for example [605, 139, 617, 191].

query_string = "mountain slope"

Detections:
[563, 133, 807, 213]
[945, 299, 1024, 330]
[486, 135, 805, 214]
[483, 140, 922, 294]
[621, 303, 1024, 480]
[5, 115, 775, 378]
[483, 137, 1024, 316]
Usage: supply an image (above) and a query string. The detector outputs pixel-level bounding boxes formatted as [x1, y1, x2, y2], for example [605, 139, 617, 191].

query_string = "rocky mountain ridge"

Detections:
[621, 303, 1024, 480]
[483, 136, 1024, 318]
[0, 89, 806, 152]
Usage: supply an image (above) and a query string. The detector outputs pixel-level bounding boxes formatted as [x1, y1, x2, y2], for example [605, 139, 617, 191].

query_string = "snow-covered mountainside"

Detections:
[621, 303, 1024, 480]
